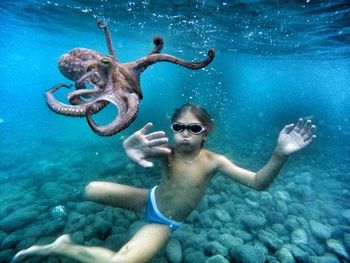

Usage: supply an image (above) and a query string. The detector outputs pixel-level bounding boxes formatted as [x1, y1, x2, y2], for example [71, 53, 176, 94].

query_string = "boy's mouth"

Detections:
[180, 139, 190, 144]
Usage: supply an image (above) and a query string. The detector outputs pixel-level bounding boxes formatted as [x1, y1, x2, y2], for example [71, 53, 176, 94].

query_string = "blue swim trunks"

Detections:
[145, 186, 182, 231]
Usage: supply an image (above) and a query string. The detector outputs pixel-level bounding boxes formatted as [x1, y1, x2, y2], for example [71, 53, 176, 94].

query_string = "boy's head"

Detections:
[171, 103, 214, 133]
[171, 103, 214, 148]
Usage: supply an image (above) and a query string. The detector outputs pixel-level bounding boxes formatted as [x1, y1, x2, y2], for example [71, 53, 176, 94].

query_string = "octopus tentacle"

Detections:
[75, 68, 106, 89]
[75, 71, 95, 88]
[132, 49, 215, 72]
[67, 88, 103, 105]
[97, 19, 117, 60]
[86, 93, 139, 136]
[148, 36, 164, 55]
[45, 84, 107, 117]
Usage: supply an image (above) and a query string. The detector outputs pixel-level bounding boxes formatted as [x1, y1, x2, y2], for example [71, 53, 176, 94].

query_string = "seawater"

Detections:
[0, 1, 349, 262]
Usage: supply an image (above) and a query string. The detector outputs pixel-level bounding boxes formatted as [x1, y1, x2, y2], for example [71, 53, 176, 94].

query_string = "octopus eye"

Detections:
[101, 58, 110, 64]
[100, 57, 113, 69]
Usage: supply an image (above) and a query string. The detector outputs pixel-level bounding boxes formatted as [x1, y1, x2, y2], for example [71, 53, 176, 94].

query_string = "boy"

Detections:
[13, 103, 316, 263]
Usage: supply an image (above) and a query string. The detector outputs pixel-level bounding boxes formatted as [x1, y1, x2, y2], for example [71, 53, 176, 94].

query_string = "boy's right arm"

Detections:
[123, 122, 171, 168]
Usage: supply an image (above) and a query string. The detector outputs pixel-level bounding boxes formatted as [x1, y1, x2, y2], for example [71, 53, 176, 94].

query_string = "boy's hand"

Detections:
[123, 122, 171, 168]
[275, 118, 317, 157]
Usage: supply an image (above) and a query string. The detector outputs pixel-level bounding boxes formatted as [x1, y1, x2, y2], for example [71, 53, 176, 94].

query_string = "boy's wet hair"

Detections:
[171, 103, 215, 134]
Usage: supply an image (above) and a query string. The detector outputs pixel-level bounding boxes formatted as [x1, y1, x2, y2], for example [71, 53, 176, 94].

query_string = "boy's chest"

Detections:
[166, 160, 214, 187]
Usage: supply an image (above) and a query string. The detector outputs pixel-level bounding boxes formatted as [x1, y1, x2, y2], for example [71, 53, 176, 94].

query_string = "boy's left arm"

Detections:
[217, 118, 316, 191]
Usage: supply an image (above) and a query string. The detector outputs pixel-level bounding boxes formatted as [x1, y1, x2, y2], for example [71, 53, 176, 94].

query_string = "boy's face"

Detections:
[172, 111, 207, 151]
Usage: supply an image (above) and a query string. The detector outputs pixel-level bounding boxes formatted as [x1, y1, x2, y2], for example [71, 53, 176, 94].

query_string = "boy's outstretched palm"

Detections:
[123, 123, 171, 168]
[276, 118, 317, 156]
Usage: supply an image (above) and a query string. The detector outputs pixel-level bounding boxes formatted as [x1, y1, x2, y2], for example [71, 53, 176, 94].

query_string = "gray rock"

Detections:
[241, 211, 266, 230]
[326, 239, 350, 260]
[309, 220, 332, 240]
[105, 234, 127, 251]
[266, 211, 285, 224]
[275, 247, 295, 263]
[186, 233, 207, 250]
[258, 230, 283, 251]
[267, 255, 280, 263]
[199, 211, 214, 228]
[166, 238, 182, 263]
[310, 254, 340, 263]
[271, 223, 288, 236]
[187, 210, 200, 223]
[232, 229, 253, 242]
[1, 235, 19, 250]
[284, 216, 301, 231]
[207, 229, 220, 241]
[66, 212, 89, 232]
[295, 172, 312, 185]
[204, 241, 228, 257]
[0, 249, 13, 263]
[244, 198, 259, 208]
[205, 255, 229, 263]
[309, 239, 326, 256]
[344, 233, 350, 250]
[217, 234, 243, 250]
[298, 244, 317, 257]
[288, 203, 306, 216]
[0, 208, 39, 233]
[230, 244, 266, 263]
[341, 209, 350, 224]
[291, 229, 308, 245]
[208, 194, 222, 205]
[16, 237, 37, 250]
[291, 185, 313, 201]
[213, 208, 231, 223]
[72, 231, 85, 244]
[276, 200, 289, 216]
[259, 192, 274, 210]
[184, 250, 206, 263]
[127, 220, 145, 237]
[284, 244, 310, 262]
[40, 182, 69, 202]
[331, 225, 350, 239]
[76, 202, 104, 214]
[274, 191, 292, 202]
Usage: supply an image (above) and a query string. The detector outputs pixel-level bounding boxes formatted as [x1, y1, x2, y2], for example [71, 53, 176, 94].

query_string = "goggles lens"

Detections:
[171, 123, 206, 134]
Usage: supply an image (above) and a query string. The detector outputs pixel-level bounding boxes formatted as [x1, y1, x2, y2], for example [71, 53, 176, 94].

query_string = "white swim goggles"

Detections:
[171, 122, 207, 135]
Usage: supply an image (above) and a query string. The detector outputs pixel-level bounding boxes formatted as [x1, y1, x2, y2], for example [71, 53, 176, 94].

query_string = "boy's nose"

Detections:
[181, 129, 189, 136]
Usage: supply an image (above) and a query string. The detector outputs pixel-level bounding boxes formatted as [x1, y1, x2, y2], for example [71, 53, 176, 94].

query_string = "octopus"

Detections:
[45, 20, 215, 136]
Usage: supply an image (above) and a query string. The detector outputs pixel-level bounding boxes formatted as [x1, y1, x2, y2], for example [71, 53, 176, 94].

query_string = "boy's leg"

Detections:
[13, 224, 171, 263]
[12, 235, 115, 263]
[85, 181, 148, 212]
[112, 223, 171, 263]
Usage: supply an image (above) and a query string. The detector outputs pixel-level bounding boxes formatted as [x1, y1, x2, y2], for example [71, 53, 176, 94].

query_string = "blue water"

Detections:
[1, 1, 350, 262]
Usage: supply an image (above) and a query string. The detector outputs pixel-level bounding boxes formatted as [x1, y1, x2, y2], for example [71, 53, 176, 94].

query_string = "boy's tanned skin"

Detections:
[13, 107, 316, 263]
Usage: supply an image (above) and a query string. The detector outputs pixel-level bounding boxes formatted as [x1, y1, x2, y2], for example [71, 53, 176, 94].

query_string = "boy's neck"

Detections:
[175, 147, 203, 164]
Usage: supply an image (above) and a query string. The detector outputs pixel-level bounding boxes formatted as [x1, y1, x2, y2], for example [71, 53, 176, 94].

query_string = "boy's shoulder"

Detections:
[203, 149, 226, 162]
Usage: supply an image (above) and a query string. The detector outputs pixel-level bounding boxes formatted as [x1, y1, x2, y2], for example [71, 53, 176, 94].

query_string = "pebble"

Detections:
[326, 239, 350, 260]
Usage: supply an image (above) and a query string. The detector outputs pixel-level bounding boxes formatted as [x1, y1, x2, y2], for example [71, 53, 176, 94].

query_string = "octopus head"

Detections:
[58, 48, 103, 81]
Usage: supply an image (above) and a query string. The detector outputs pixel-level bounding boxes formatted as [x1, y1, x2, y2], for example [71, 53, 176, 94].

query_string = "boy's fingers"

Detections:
[150, 147, 171, 156]
[303, 135, 316, 145]
[139, 159, 154, 169]
[140, 122, 153, 134]
[300, 120, 312, 136]
[303, 125, 316, 139]
[293, 118, 303, 132]
[145, 131, 166, 141]
[281, 124, 294, 134]
[147, 138, 168, 147]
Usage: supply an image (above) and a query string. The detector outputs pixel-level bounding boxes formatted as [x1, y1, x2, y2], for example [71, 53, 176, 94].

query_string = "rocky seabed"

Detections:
[0, 155, 349, 263]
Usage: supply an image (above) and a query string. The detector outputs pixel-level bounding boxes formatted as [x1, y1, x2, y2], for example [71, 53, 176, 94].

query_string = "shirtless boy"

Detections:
[13, 103, 316, 263]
